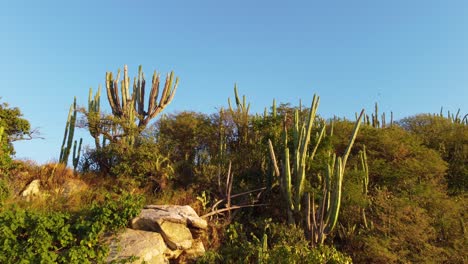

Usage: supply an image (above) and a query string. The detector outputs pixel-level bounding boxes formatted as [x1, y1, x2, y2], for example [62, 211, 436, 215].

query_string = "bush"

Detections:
[215, 220, 352, 264]
[0, 192, 143, 263]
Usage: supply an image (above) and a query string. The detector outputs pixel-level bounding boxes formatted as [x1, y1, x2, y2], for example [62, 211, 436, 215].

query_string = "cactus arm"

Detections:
[295, 95, 320, 209]
[234, 84, 240, 106]
[148, 71, 159, 118]
[59, 104, 73, 163]
[59, 97, 78, 165]
[267, 139, 280, 178]
[342, 109, 364, 168]
[284, 146, 293, 212]
[310, 121, 326, 161]
[272, 99, 277, 118]
[72, 138, 82, 171]
[324, 157, 343, 233]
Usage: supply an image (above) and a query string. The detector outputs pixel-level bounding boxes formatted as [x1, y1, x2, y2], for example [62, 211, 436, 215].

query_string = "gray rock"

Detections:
[157, 221, 193, 250]
[21, 180, 41, 201]
[107, 228, 168, 264]
[182, 239, 206, 260]
[137, 205, 208, 229]
[61, 178, 87, 197]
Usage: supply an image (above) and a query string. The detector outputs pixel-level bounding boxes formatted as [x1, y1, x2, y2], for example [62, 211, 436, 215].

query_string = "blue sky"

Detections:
[1, 0, 467, 164]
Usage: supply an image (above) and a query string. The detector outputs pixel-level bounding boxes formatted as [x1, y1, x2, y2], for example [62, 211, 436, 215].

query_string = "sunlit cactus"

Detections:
[268, 95, 324, 224]
[307, 110, 365, 245]
[59, 97, 81, 166]
[359, 145, 369, 229]
[106, 65, 178, 129]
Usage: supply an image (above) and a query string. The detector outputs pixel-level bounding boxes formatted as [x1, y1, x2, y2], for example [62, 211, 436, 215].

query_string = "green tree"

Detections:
[400, 114, 468, 193]
[0, 100, 31, 171]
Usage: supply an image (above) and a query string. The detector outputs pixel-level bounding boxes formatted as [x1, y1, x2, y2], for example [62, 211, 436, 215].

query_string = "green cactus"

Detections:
[272, 99, 277, 118]
[72, 138, 82, 172]
[88, 86, 102, 149]
[309, 110, 365, 244]
[59, 97, 79, 166]
[268, 95, 323, 224]
[257, 233, 269, 263]
[228, 84, 250, 144]
[0, 126, 4, 143]
[104, 65, 178, 137]
[359, 145, 369, 229]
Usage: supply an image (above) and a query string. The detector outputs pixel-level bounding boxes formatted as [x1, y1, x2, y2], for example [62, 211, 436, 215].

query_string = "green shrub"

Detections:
[217, 220, 352, 263]
[0, 192, 143, 263]
[0, 178, 9, 204]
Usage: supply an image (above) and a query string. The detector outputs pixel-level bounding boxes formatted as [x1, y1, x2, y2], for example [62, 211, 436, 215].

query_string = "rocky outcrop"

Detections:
[107, 229, 168, 264]
[20, 178, 88, 201]
[108, 205, 207, 263]
[21, 180, 41, 201]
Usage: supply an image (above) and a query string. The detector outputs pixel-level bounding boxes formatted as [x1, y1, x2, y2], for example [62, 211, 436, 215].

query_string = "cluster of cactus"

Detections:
[85, 65, 179, 148]
[228, 85, 251, 144]
[59, 97, 82, 171]
[307, 110, 364, 244]
[359, 145, 369, 229]
[362, 102, 393, 128]
[268, 95, 323, 223]
[268, 94, 364, 244]
[106, 65, 178, 129]
[87, 87, 103, 149]
[439, 107, 468, 124]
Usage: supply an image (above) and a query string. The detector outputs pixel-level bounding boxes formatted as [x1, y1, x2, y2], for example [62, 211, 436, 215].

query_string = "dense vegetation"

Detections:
[0, 66, 466, 263]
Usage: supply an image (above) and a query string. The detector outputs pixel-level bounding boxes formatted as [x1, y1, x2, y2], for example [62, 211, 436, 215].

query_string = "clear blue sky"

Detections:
[1, 0, 467, 164]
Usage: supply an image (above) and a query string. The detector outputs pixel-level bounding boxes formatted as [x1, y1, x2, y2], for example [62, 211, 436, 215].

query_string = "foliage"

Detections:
[0, 100, 31, 149]
[0, 192, 144, 264]
[215, 220, 351, 263]
[400, 114, 468, 193]
[2, 87, 467, 263]
[0, 100, 31, 171]
[0, 178, 9, 204]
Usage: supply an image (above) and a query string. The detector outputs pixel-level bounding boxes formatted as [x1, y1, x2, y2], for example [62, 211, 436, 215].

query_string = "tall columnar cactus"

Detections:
[105, 65, 178, 129]
[268, 95, 324, 224]
[307, 109, 365, 245]
[86, 65, 178, 147]
[272, 98, 277, 118]
[88, 87, 102, 149]
[359, 145, 369, 229]
[228, 84, 250, 144]
[59, 97, 81, 166]
[0, 126, 4, 143]
[72, 138, 83, 172]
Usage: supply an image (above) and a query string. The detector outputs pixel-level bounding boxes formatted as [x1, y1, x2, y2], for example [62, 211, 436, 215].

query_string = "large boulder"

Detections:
[109, 205, 207, 263]
[133, 205, 208, 230]
[21, 180, 41, 201]
[107, 228, 168, 264]
[60, 178, 87, 197]
[131, 205, 207, 251]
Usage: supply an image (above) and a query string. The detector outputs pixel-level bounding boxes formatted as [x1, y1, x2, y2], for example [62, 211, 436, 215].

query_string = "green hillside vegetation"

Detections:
[0, 66, 466, 263]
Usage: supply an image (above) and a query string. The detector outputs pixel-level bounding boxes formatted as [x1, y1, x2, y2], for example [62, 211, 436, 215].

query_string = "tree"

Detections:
[400, 114, 468, 193]
[0, 100, 31, 171]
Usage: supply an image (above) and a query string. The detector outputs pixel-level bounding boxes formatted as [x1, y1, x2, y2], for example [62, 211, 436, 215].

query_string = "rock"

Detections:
[134, 205, 207, 230]
[131, 205, 208, 250]
[182, 239, 206, 260]
[107, 228, 168, 264]
[158, 221, 193, 250]
[21, 180, 41, 201]
[112, 205, 209, 262]
[61, 178, 87, 197]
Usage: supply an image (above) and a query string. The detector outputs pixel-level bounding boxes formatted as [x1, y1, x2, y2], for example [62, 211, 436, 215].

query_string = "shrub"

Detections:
[216, 220, 352, 263]
[0, 192, 143, 263]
